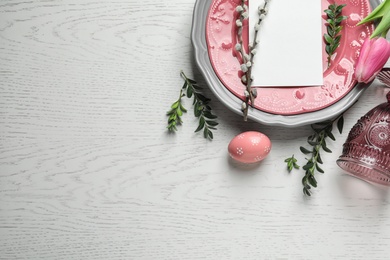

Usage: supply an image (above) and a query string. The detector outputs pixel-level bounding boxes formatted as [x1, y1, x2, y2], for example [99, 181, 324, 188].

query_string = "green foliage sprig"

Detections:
[285, 155, 300, 172]
[166, 71, 218, 140]
[324, 4, 348, 68]
[167, 88, 186, 132]
[299, 115, 344, 196]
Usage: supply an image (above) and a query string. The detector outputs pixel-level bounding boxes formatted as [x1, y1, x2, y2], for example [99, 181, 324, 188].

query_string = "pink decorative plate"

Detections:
[206, 0, 373, 115]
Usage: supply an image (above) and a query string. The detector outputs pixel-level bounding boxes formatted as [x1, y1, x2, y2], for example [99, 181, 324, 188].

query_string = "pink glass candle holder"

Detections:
[337, 92, 390, 185]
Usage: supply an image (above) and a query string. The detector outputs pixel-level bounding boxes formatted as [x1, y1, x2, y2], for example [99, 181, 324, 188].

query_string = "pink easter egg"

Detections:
[228, 131, 272, 164]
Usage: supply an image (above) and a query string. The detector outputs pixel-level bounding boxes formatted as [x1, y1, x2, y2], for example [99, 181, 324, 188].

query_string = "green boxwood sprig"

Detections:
[324, 3, 348, 68]
[166, 71, 218, 140]
[285, 155, 300, 172]
[299, 116, 344, 196]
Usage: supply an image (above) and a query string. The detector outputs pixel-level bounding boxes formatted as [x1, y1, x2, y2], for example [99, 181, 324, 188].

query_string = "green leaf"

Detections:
[206, 120, 219, 127]
[188, 78, 197, 84]
[317, 153, 323, 164]
[336, 16, 345, 24]
[316, 164, 325, 174]
[177, 107, 183, 116]
[171, 101, 179, 109]
[195, 117, 205, 132]
[287, 161, 292, 170]
[334, 35, 342, 44]
[180, 103, 187, 113]
[327, 130, 336, 141]
[336, 4, 346, 12]
[166, 109, 173, 116]
[204, 111, 218, 119]
[194, 103, 202, 117]
[358, 0, 389, 25]
[208, 130, 214, 140]
[327, 19, 335, 26]
[300, 146, 312, 155]
[203, 127, 208, 139]
[322, 144, 332, 153]
[327, 27, 335, 37]
[308, 175, 317, 188]
[337, 116, 344, 134]
[324, 34, 333, 44]
[196, 93, 209, 103]
[303, 187, 311, 196]
[192, 84, 201, 91]
[325, 9, 335, 18]
[334, 26, 342, 35]
[303, 162, 314, 171]
[187, 85, 193, 98]
[308, 140, 319, 146]
[167, 123, 177, 132]
[330, 44, 339, 54]
[325, 45, 332, 55]
[168, 113, 175, 120]
[302, 176, 308, 186]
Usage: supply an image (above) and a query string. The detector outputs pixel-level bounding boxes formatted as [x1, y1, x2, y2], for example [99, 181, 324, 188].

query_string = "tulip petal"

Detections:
[355, 38, 372, 80]
[355, 38, 390, 83]
[367, 38, 390, 71]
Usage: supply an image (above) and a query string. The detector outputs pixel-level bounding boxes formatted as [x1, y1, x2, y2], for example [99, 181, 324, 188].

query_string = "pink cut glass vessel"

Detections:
[337, 92, 390, 185]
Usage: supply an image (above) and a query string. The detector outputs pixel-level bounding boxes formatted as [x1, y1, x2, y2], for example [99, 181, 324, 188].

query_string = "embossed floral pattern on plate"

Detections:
[206, 0, 373, 115]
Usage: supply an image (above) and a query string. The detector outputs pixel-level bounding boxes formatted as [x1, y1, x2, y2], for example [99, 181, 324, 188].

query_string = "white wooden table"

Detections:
[1, 0, 390, 259]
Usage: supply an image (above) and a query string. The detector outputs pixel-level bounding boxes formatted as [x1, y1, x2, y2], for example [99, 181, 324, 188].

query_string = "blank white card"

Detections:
[249, 0, 323, 86]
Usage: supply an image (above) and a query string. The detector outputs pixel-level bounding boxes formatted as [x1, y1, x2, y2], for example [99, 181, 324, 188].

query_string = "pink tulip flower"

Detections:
[355, 37, 390, 83]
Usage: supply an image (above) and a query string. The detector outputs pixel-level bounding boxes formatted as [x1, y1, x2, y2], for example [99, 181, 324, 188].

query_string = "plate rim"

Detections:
[191, 0, 380, 127]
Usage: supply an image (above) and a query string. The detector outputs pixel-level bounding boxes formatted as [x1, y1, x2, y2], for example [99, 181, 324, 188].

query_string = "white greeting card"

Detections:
[249, 0, 323, 86]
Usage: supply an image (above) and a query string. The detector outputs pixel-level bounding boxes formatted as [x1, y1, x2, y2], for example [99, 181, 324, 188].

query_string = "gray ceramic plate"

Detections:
[191, 0, 381, 127]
